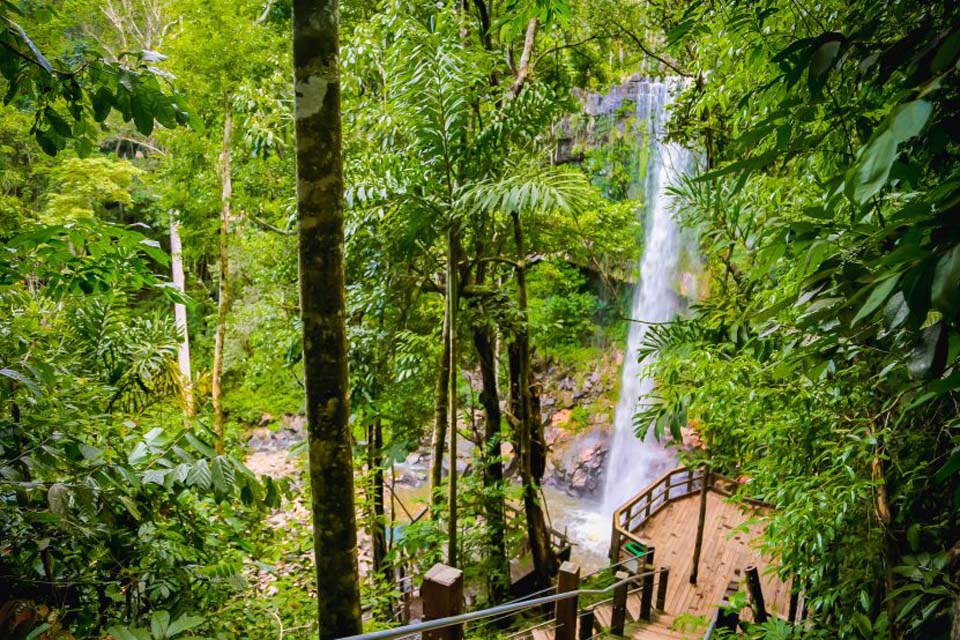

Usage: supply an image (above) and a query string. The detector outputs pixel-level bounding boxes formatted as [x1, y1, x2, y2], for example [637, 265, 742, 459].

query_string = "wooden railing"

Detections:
[609, 466, 708, 562]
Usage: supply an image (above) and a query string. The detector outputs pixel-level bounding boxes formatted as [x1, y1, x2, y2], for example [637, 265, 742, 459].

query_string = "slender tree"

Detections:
[169, 209, 194, 417]
[292, 0, 362, 637]
[211, 106, 232, 453]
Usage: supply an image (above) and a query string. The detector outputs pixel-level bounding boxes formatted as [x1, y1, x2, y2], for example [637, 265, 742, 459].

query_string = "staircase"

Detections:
[591, 592, 689, 639]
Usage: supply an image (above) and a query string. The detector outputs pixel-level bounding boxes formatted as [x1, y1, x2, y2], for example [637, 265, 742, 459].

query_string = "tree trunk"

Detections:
[366, 416, 389, 586]
[430, 306, 450, 513]
[292, 1, 362, 636]
[169, 209, 193, 417]
[211, 107, 232, 453]
[474, 324, 510, 602]
[446, 227, 459, 567]
[510, 17, 538, 98]
[509, 210, 556, 590]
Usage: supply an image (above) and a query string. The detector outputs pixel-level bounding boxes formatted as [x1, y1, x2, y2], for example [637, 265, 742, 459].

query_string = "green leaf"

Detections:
[166, 614, 205, 638]
[0, 367, 41, 396]
[151, 610, 171, 639]
[186, 459, 211, 491]
[44, 106, 72, 137]
[852, 274, 900, 326]
[131, 91, 155, 135]
[846, 129, 896, 203]
[106, 627, 151, 640]
[889, 101, 932, 142]
[92, 86, 113, 122]
[808, 38, 841, 94]
[908, 322, 947, 380]
[35, 129, 58, 156]
[846, 101, 932, 203]
[26, 623, 51, 640]
[931, 245, 960, 314]
[935, 448, 960, 484]
[185, 431, 217, 457]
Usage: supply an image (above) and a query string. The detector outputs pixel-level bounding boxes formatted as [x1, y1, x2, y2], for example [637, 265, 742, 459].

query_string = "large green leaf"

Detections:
[852, 274, 900, 326]
[931, 245, 960, 314]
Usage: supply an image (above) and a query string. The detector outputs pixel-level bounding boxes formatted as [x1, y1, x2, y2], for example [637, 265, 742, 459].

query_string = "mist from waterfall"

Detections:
[601, 80, 694, 513]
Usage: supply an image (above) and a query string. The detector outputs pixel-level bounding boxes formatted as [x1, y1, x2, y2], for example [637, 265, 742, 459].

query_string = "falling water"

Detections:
[539, 80, 697, 567]
[601, 80, 695, 514]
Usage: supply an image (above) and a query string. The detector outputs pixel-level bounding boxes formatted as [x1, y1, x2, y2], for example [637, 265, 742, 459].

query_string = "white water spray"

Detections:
[601, 81, 695, 513]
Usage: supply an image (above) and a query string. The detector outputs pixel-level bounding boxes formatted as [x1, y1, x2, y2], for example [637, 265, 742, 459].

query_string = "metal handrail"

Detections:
[337, 569, 663, 640]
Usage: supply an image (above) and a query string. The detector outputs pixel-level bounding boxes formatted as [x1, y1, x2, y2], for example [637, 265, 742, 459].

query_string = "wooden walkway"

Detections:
[604, 473, 792, 639]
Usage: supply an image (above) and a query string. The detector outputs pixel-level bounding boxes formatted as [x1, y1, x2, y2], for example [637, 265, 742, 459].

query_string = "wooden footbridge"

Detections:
[343, 466, 802, 640]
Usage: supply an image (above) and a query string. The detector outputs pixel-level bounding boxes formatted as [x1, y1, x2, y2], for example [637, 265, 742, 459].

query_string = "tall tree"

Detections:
[211, 106, 233, 452]
[169, 209, 194, 416]
[292, 0, 362, 637]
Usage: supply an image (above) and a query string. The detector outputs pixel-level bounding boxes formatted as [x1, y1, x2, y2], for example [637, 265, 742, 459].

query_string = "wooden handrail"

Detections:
[609, 466, 773, 562]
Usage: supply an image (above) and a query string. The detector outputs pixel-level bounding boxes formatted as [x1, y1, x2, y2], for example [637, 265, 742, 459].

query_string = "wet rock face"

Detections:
[545, 427, 610, 497]
[247, 413, 306, 452]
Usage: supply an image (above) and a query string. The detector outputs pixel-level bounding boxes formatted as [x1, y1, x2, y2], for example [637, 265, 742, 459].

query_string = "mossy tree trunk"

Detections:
[446, 226, 459, 566]
[473, 321, 510, 602]
[430, 306, 450, 513]
[509, 210, 557, 591]
[292, 1, 362, 636]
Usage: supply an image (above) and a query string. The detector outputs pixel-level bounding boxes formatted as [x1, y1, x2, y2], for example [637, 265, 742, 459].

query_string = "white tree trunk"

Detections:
[169, 209, 193, 416]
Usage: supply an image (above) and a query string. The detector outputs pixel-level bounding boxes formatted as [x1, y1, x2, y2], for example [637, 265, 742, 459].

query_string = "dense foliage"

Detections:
[634, 1, 960, 638]
[2, 0, 958, 638]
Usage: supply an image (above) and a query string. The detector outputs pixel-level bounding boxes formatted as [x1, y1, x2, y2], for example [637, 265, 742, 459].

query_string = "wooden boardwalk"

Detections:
[600, 476, 792, 639]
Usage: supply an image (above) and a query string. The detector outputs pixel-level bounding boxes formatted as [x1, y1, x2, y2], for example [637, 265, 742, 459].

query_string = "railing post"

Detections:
[578, 610, 594, 640]
[690, 465, 710, 585]
[611, 571, 629, 636]
[655, 567, 669, 611]
[788, 588, 799, 623]
[422, 563, 464, 640]
[609, 522, 620, 563]
[645, 545, 655, 567]
[554, 561, 580, 640]
[640, 567, 654, 621]
[745, 565, 768, 623]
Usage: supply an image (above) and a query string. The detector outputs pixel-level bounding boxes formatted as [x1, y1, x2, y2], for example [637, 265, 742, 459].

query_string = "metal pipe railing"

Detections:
[338, 569, 665, 640]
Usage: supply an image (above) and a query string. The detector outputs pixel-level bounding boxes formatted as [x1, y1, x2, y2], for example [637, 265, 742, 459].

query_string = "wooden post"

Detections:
[609, 522, 620, 564]
[554, 561, 580, 640]
[640, 567, 654, 621]
[422, 563, 464, 640]
[689, 465, 709, 584]
[716, 607, 740, 633]
[645, 545, 655, 568]
[655, 567, 669, 611]
[611, 571, 629, 636]
[788, 588, 799, 623]
[578, 610, 594, 640]
[745, 565, 768, 624]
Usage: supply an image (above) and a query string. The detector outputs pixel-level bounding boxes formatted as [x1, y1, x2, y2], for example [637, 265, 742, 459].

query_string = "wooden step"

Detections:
[594, 604, 612, 629]
[531, 627, 553, 640]
[627, 592, 642, 621]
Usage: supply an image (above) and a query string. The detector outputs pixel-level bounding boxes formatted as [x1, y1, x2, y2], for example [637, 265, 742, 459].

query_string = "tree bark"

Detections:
[474, 324, 510, 602]
[211, 107, 232, 453]
[367, 416, 389, 586]
[169, 209, 193, 417]
[510, 18, 538, 98]
[446, 227, 459, 567]
[430, 306, 450, 513]
[509, 210, 556, 590]
[292, 1, 362, 636]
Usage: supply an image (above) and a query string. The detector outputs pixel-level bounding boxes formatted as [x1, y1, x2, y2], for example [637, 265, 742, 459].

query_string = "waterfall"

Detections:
[601, 80, 695, 514]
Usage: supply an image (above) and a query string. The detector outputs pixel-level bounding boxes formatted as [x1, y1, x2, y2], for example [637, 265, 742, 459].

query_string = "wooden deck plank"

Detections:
[624, 489, 792, 624]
